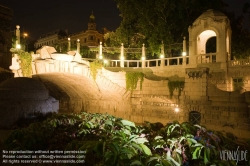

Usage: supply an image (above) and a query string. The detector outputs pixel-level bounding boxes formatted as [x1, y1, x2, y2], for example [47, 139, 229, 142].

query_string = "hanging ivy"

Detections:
[125, 72, 144, 91]
[168, 81, 185, 98]
[19, 51, 32, 77]
[90, 60, 103, 80]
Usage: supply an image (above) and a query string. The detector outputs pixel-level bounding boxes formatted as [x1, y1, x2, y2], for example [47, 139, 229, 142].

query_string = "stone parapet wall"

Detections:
[30, 59, 250, 138]
[0, 67, 14, 83]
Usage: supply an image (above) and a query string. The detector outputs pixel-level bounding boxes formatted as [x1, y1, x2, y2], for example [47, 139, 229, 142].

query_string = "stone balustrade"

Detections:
[229, 59, 250, 67]
[196, 53, 217, 64]
[100, 56, 189, 68]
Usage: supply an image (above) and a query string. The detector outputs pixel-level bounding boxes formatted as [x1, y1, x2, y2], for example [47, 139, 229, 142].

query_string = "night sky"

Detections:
[0, 0, 122, 40]
[0, 0, 249, 41]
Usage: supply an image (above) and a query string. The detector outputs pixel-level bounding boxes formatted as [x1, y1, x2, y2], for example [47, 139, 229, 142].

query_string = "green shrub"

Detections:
[3, 112, 250, 166]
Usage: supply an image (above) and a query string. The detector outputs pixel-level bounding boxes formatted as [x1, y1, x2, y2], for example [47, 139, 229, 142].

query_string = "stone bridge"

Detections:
[27, 57, 250, 139]
[6, 9, 250, 138]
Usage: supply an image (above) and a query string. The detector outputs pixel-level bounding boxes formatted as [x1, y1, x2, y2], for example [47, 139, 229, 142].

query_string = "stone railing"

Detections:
[108, 56, 189, 68]
[32, 59, 90, 77]
[196, 53, 216, 64]
[229, 59, 250, 67]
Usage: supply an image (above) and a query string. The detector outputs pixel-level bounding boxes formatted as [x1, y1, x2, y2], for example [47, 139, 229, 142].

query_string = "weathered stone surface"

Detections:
[0, 77, 58, 128]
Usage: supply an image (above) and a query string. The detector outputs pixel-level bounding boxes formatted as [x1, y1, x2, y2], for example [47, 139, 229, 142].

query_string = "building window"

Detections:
[84, 38, 86, 43]
[233, 78, 243, 83]
[233, 78, 243, 90]
[189, 111, 201, 124]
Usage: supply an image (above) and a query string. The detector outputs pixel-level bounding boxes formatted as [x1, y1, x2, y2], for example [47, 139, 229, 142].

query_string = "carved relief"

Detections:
[141, 101, 175, 107]
[186, 67, 209, 79]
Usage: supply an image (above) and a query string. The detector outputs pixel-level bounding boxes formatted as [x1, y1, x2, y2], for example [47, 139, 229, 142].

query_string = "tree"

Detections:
[227, 2, 250, 59]
[81, 46, 96, 58]
[113, 0, 227, 57]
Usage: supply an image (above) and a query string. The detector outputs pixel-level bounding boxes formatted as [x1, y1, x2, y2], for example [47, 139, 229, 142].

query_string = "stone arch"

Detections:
[188, 9, 232, 66]
[206, 36, 216, 53]
[196, 29, 217, 54]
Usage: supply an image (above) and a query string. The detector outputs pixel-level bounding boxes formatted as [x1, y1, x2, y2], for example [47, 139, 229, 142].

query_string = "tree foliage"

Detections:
[113, 0, 227, 56]
[226, 2, 250, 59]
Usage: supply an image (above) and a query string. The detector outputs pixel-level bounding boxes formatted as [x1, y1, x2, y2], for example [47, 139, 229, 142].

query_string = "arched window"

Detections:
[189, 111, 201, 124]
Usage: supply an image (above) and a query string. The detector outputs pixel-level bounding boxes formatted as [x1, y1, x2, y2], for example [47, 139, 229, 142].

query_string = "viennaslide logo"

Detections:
[220, 146, 248, 165]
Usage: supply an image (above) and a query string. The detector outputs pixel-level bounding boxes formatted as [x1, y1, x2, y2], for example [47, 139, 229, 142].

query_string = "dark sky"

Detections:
[0, 0, 122, 40]
[0, 0, 249, 41]
[226, 0, 249, 15]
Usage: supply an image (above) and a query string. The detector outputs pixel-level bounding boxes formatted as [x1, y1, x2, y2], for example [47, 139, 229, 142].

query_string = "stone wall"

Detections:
[99, 66, 250, 139]
[30, 59, 250, 138]
[0, 5, 12, 69]
[0, 67, 14, 83]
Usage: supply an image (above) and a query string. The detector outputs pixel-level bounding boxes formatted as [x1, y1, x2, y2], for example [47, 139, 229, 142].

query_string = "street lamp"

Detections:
[104, 59, 108, 66]
[174, 105, 179, 112]
[77, 39, 80, 53]
[23, 33, 28, 38]
[16, 44, 21, 49]
[68, 38, 71, 51]
[23, 33, 28, 51]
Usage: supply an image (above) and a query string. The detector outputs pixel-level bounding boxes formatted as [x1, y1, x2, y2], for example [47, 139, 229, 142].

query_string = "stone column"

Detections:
[160, 42, 165, 67]
[67, 38, 71, 51]
[141, 43, 146, 68]
[120, 43, 124, 67]
[99, 42, 103, 59]
[77, 39, 80, 53]
[182, 36, 187, 66]
[188, 26, 196, 66]
[16, 25, 20, 48]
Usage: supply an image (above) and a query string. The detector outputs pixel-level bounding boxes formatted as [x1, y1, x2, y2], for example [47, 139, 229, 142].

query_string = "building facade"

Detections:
[0, 5, 13, 69]
[34, 29, 68, 49]
[34, 13, 108, 52]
